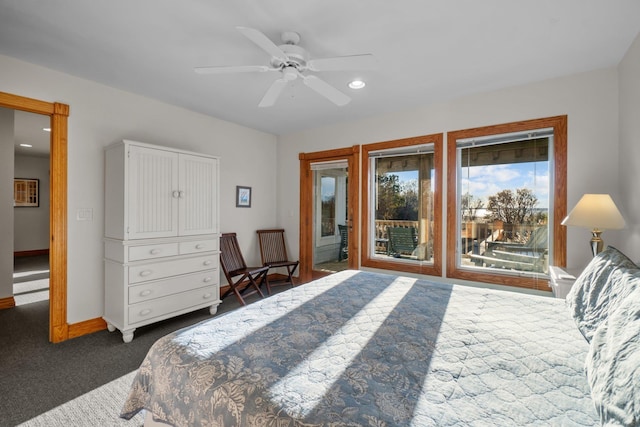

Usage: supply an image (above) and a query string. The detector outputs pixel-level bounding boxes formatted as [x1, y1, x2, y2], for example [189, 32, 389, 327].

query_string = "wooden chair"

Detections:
[256, 229, 299, 293]
[338, 224, 349, 261]
[219, 232, 268, 305]
[387, 226, 418, 258]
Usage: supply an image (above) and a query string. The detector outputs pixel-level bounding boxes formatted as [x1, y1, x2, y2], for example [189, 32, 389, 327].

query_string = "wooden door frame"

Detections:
[0, 91, 69, 343]
[299, 145, 360, 283]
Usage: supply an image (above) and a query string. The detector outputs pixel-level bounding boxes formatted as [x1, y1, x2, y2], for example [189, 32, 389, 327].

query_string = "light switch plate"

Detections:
[76, 208, 93, 221]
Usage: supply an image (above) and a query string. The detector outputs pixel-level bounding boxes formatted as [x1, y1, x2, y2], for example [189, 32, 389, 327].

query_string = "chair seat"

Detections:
[266, 260, 299, 269]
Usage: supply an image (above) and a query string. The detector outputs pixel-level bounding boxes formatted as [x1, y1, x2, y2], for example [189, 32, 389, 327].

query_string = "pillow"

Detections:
[585, 283, 640, 426]
[566, 246, 639, 342]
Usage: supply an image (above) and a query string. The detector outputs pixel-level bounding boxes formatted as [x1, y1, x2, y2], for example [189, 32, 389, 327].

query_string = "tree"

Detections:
[376, 174, 418, 220]
[376, 174, 401, 220]
[486, 188, 538, 224]
[395, 179, 419, 220]
[461, 192, 483, 221]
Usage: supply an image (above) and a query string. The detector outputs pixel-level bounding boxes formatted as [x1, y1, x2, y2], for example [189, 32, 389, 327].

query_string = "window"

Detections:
[320, 176, 337, 237]
[362, 134, 442, 276]
[446, 116, 567, 290]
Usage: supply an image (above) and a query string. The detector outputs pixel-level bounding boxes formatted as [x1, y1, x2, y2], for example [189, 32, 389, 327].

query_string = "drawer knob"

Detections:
[150, 249, 161, 255]
[203, 293, 212, 299]
[203, 260, 212, 266]
[139, 270, 153, 277]
[139, 309, 152, 316]
[140, 290, 152, 297]
[195, 244, 204, 249]
[203, 276, 212, 282]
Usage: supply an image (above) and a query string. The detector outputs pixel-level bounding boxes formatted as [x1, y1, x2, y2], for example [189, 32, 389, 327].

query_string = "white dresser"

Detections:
[103, 140, 221, 342]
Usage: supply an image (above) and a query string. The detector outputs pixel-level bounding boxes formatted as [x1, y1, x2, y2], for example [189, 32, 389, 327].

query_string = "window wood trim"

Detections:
[446, 116, 567, 290]
[361, 134, 443, 276]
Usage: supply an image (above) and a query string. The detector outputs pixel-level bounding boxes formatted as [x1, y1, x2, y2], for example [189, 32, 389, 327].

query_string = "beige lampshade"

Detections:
[561, 194, 625, 230]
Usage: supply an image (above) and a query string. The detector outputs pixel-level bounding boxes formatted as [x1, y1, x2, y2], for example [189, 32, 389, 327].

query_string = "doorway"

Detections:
[299, 146, 359, 283]
[0, 91, 69, 343]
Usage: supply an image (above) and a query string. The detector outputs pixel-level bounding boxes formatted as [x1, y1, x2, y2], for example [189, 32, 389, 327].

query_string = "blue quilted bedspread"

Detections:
[121, 270, 599, 426]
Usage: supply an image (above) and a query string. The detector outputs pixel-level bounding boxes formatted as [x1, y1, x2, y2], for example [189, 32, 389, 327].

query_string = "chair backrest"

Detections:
[338, 224, 349, 260]
[220, 233, 248, 276]
[256, 229, 289, 265]
[388, 226, 417, 254]
[338, 224, 348, 247]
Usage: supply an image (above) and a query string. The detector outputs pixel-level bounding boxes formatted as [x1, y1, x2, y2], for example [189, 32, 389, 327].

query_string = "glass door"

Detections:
[299, 146, 359, 282]
[312, 163, 349, 273]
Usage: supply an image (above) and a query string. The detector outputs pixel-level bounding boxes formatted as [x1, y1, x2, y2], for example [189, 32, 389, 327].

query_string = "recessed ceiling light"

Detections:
[43, 127, 51, 132]
[348, 80, 366, 90]
[20, 143, 33, 148]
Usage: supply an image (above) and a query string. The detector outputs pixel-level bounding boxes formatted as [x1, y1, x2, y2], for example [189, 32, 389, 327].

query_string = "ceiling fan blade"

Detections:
[307, 54, 376, 72]
[302, 75, 351, 106]
[194, 64, 274, 74]
[236, 26, 288, 62]
[259, 78, 289, 107]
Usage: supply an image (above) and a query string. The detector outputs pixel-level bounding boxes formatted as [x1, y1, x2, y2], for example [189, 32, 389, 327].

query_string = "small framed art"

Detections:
[236, 186, 252, 208]
[14, 178, 39, 207]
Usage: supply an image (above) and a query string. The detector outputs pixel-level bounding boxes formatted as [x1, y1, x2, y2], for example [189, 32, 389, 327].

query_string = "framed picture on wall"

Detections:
[14, 178, 39, 207]
[236, 186, 251, 208]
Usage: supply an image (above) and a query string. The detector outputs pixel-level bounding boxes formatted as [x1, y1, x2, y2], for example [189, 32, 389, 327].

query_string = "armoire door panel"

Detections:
[178, 153, 218, 236]
[128, 145, 179, 239]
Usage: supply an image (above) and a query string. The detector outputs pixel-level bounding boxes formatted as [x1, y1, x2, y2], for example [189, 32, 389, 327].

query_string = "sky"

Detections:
[389, 161, 550, 209]
[461, 161, 549, 208]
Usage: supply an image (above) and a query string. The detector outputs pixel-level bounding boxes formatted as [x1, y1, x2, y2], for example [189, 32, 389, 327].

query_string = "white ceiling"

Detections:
[2, 1, 640, 156]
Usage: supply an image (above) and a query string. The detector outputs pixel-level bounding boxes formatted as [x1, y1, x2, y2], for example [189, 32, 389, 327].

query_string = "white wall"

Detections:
[14, 154, 50, 252]
[0, 54, 277, 323]
[618, 32, 640, 263]
[0, 108, 14, 299]
[277, 67, 621, 278]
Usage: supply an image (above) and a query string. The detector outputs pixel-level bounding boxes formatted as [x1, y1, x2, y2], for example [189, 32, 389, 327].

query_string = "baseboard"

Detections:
[0, 296, 16, 310]
[14, 249, 50, 257]
[68, 317, 107, 339]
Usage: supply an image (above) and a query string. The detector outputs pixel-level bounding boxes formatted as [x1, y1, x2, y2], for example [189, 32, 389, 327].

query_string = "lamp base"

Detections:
[590, 230, 604, 257]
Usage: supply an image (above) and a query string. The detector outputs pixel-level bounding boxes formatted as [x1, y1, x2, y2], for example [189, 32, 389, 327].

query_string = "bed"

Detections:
[121, 246, 640, 426]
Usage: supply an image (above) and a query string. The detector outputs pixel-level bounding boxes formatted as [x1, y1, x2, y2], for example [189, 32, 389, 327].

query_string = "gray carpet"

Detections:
[0, 276, 284, 426]
[17, 371, 143, 426]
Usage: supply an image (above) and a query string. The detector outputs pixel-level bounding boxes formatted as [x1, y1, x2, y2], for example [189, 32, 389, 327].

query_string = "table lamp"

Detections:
[561, 194, 625, 257]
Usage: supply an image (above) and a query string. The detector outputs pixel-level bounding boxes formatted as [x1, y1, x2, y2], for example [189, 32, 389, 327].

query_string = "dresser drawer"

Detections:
[129, 255, 216, 284]
[128, 242, 179, 261]
[128, 270, 219, 304]
[128, 285, 218, 325]
[179, 238, 218, 255]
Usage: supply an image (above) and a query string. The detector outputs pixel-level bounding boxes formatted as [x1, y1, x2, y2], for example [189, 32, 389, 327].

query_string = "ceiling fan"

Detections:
[195, 27, 375, 107]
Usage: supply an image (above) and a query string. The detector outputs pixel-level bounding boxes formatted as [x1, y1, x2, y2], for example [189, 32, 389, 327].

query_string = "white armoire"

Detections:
[103, 140, 221, 342]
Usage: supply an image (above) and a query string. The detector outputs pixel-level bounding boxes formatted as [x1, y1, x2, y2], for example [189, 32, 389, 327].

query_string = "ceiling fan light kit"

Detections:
[195, 26, 374, 107]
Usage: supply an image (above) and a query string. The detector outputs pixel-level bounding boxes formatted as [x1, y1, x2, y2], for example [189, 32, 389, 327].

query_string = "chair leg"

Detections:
[287, 263, 299, 286]
[262, 271, 272, 295]
[246, 273, 266, 299]
[222, 273, 266, 306]
[221, 281, 250, 306]
[232, 285, 249, 306]
[249, 273, 267, 298]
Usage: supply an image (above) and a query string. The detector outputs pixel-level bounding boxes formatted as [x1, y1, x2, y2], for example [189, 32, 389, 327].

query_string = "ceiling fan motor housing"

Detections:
[272, 43, 309, 70]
